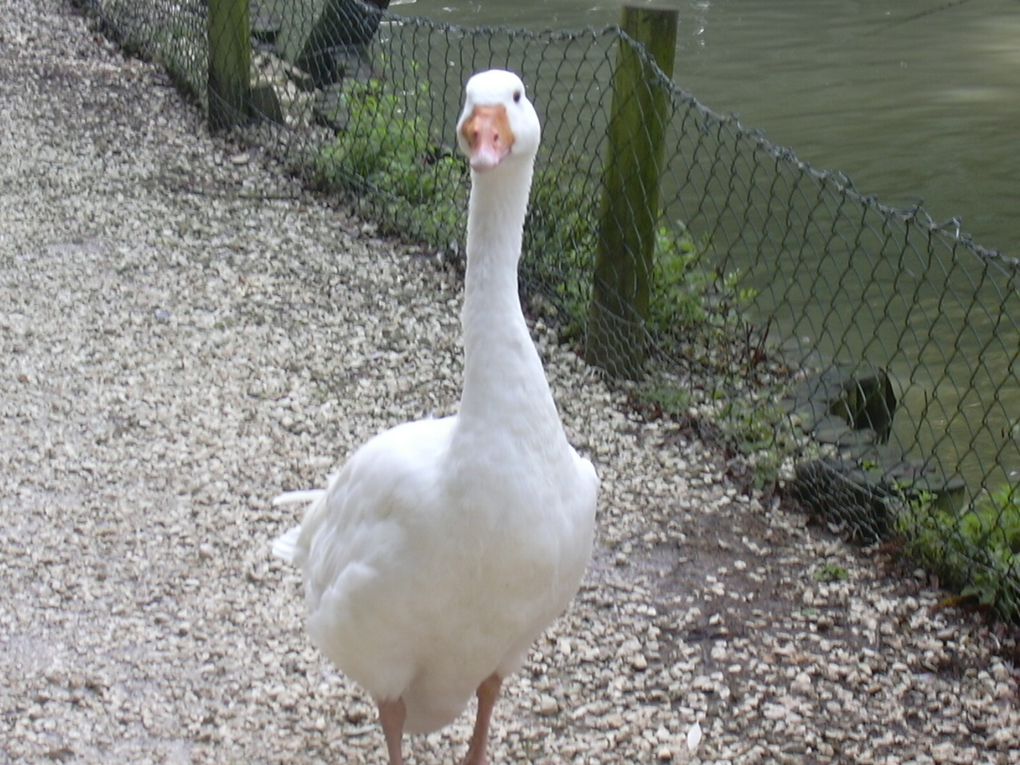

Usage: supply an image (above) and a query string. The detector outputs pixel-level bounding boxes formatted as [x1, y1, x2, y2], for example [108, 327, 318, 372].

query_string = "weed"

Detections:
[814, 563, 849, 583]
[636, 380, 692, 419]
[716, 396, 790, 490]
[525, 171, 755, 353]
[522, 166, 598, 339]
[314, 79, 467, 249]
[897, 482, 1020, 621]
[717, 398, 779, 454]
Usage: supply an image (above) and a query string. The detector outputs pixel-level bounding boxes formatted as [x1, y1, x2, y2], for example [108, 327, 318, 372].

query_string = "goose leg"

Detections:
[462, 673, 502, 765]
[378, 697, 406, 765]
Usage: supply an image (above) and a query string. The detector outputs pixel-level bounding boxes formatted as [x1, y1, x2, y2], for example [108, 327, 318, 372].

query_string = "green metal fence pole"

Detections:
[586, 5, 678, 378]
[208, 0, 251, 129]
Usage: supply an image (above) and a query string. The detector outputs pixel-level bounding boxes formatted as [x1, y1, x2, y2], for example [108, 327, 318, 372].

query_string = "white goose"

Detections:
[272, 69, 599, 765]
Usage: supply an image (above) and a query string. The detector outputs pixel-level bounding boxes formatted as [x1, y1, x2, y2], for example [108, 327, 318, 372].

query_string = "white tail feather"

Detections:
[272, 525, 302, 563]
[273, 489, 326, 506]
[271, 487, 327, 564]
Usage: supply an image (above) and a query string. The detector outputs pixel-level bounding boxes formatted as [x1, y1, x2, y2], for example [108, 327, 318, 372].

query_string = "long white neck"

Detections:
[456, 160, 565, 447]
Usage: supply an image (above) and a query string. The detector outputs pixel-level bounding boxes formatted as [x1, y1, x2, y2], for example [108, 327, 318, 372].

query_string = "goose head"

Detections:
[457, 69, 540, 173]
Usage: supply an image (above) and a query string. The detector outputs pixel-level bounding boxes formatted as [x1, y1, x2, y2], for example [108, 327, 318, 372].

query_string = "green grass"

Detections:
[814, 563, 849, 583]
[524, 167, 756, 348]
[521, 166, 598, 338]
[313, 79, 467, 248]
[898, 482, 1020, 621]
[635, 380, 692, 418]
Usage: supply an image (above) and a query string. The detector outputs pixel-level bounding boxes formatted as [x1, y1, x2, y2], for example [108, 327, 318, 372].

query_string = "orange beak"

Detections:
[461, 105, 515, 171]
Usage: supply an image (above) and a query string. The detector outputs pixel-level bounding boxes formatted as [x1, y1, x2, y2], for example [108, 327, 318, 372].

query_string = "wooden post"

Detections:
[208, 0, 251, 129]
[586, 5, 678, 378]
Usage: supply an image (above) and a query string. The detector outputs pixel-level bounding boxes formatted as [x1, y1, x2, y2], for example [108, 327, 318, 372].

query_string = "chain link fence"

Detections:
[73, 0, 1019, 620]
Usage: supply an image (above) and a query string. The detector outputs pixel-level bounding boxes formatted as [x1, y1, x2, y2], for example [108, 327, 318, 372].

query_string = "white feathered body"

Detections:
[278, 406, 595, 733]
[273, 69, 597, 737]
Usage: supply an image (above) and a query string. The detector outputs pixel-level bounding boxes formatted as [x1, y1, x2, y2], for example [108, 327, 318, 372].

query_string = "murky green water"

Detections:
[395, 0, 1019, 253]
[392, 0, 1019, 491]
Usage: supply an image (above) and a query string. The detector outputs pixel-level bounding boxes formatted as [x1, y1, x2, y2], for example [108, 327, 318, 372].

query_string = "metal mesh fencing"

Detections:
[72, 0, 1019, 620]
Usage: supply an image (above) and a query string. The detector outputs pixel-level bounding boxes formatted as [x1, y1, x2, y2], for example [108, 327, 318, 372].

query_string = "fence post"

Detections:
[586, 5, 677, 378]
[208, 0, 251, 129]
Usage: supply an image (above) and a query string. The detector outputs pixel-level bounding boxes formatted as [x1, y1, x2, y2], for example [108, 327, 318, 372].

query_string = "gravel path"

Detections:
[2, 1, 1018, 763]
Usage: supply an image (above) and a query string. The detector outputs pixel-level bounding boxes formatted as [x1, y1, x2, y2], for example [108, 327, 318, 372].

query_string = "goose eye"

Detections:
[513, 90, 522, 103]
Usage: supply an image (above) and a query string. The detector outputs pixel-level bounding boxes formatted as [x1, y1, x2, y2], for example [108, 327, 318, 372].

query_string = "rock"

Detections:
[791, 457, 896, 542]
[250, 82, 285, 125]
[884, 460, 966, 513]
[280, 0, 391, 88]
[536, 695, 559, 717]
[828, 366, 897, 442]
[791, 448, 966, 542]
[791, 364, 897, 443]
[251, 0, 283, 44]
[791, 672, 812, 695]
[811, 415, 881, 447]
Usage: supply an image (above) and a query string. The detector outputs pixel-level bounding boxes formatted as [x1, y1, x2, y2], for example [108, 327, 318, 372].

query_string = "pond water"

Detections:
[391, 0, 1019, 490]
[393, 0, 1019, 253]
